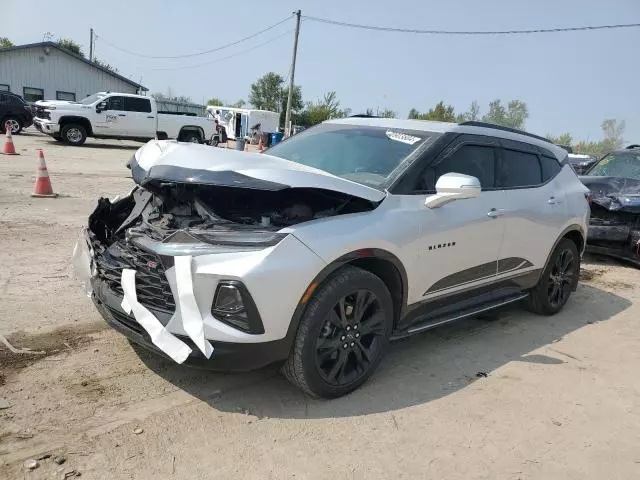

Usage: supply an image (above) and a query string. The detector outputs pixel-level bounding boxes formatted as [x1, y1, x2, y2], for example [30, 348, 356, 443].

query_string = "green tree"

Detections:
[461, 100, 480, 122]
[229, 99, 246, 108]
[408, 101, 458, 122]
[207, 97, 225, 106]
[249, 72, 284, 111]
[482, 99, 528, 130]
[301, 91, 349, 126]
[279, 85, 303, 126]
[57, 38, 83, 56]
[152, 90, 192, 103]
[379, 108, 396, 118]
[546, 133, 573, 146]
[0, 37, 13, 48]
[93, 58, 118, 73]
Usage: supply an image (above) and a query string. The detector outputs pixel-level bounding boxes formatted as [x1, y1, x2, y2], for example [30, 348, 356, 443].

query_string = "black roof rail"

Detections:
[350, 114, 380, 118]
[625, 144, 640, 149]
[459, 121, 553, 145]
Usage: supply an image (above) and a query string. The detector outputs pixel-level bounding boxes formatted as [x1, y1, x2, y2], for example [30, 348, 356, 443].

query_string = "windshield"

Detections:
[266, 124, 433, 188]
[588, 151, 640, 180]
[79, 93, 106, 105]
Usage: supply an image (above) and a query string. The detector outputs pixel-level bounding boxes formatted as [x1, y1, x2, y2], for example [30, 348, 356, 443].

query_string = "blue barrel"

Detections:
[271, 132, 284, 145]
[235, 138, 245, 151]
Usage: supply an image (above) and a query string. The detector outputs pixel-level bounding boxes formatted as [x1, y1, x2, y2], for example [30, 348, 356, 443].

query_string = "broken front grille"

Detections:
[94, 241, 175, 312]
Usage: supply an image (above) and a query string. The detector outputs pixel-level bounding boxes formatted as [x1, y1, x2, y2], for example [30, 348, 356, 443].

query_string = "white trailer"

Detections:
[206, 106, 280, 141]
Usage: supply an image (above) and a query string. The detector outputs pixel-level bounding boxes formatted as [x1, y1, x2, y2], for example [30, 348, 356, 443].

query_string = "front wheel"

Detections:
[61, 124, 87, 146]
[282, 266, 394, 398]
[2, 117, 22, 134]
[527, 238, 580, 315]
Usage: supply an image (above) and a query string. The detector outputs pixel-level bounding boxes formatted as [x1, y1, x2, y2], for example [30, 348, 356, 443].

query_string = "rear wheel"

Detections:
[282, 266, 394, 398]
[61, 124, 87, 146]
[181, 131, 201, 143]
[527, 238, 580, 315]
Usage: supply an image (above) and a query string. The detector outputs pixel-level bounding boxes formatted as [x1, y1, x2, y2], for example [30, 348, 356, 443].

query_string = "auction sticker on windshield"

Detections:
[386, 130, 421, 145]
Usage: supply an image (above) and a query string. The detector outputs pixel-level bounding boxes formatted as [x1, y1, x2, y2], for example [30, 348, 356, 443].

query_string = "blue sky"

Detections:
[5, 0, 639, 140]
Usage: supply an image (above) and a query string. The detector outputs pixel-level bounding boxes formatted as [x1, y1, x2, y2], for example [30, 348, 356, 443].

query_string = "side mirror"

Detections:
[425, 172, 481, 209]
[96, 101, 107, 113]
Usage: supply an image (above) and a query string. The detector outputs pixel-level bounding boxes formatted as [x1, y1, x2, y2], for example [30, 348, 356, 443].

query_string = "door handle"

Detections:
[487, 208, 505, 218]
[118, 114, 127, 117]
[146, 116, 154, 119]
[548, 196, 562, 205]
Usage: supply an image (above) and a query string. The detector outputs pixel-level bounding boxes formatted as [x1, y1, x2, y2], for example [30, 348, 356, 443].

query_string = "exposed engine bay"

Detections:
[580, 175, 640, 266]
[89, 184, 376, 246]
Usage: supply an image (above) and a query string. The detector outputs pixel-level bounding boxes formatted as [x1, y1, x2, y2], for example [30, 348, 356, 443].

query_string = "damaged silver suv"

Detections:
[75, 117, 590, 398]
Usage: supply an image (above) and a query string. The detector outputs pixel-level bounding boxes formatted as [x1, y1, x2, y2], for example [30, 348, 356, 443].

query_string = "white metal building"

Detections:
[0, 42, 146, 102]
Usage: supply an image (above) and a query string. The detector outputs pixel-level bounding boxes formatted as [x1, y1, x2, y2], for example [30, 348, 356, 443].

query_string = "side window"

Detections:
[125, 97, 152, 113]
[498, 149, 542, 188]
[433, 145, 496, 189]
[540, 155, 562, 182]
[23, 87, 44, 102]
[106, 96, 125, 111]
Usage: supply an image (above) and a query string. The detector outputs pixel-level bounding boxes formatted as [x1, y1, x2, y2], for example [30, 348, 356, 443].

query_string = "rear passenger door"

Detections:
[124, 97, 155, 138]
[496, 140, 567, 274]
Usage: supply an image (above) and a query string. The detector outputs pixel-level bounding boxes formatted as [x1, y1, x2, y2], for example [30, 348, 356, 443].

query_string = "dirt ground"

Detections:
[1, 131, 639, 479]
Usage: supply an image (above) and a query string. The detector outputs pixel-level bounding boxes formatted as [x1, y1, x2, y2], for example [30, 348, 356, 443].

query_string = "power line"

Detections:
[145, 29, 294, 70]
[95, 15, 293, 59]
[302, 14, 640, 35]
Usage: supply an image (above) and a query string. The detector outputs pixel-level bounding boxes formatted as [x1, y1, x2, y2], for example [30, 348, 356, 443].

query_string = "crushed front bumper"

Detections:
[92, 278, 292, 371]
[33, 118, 59, 135]
[586, 222, 640, 267]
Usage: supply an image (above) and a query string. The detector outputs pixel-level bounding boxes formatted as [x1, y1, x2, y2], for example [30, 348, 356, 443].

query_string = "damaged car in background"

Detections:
[74, 118, 589, 398]
[580, 144, 640, 266]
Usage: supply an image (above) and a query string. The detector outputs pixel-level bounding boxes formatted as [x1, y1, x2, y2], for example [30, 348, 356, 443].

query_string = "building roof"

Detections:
[0, 42, 147, 91]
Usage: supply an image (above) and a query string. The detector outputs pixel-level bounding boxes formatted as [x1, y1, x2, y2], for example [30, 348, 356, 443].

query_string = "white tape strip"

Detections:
[174, 256, 214, 359]
[120, 268, 191, 364]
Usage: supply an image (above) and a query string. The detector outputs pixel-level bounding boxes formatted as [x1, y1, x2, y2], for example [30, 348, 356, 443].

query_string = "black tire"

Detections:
[2, 117, 22, 134]
[282, 266, 394, 398]
[181, 131, 201, 143]
[61, 123, 87, 146]
[527, 238, 580, 315]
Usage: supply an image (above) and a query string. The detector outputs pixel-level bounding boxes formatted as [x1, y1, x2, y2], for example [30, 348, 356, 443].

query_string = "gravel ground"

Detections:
[1, 131, 639, 479]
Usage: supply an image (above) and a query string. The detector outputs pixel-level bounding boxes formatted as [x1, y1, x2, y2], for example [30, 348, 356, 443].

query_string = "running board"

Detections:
[391, 293, 528, 340]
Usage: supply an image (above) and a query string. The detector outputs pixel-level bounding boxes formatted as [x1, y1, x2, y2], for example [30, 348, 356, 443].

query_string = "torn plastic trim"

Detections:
[120, 268, 192, 363]
[127, 229, 286, 257]
[71, 228, 96, 297]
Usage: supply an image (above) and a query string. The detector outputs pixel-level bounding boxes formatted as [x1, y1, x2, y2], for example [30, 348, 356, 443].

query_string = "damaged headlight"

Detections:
[195, 231, 288, 247]
[129, 230, 288, 257]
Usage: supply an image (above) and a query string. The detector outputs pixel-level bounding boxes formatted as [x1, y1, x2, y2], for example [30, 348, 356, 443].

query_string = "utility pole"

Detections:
[89, 28, 94, 61]
[284, 10, 301, 137]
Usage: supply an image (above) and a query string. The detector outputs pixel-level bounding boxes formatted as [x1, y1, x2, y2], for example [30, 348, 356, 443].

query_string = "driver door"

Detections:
[411, 135, 506, 302]
[93, 96, 129, 136]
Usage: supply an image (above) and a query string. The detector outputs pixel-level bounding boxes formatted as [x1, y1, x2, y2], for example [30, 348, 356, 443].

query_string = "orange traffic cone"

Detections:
[258, 135, 264, 153]
[31, 150, 57, 198]
[2, 123, 18, 155]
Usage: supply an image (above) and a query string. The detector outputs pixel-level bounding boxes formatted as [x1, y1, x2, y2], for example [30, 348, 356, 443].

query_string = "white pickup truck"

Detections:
[33, 92, 214, 146]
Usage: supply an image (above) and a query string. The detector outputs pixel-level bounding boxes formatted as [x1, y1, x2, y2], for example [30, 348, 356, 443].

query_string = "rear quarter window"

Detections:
[498, 149, 543, 188]
[540, 155, 562, 182]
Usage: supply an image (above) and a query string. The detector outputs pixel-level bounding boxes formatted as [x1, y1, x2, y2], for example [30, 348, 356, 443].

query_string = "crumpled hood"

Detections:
[580, 175, 640, 213]
[131, 140, 386, 203]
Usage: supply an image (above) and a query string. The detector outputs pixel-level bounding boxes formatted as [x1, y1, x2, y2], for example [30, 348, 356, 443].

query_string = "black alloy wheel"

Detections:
[315, 289, 385, 386]
[547, 248, 576, 308]
[282, 266, 394, 398]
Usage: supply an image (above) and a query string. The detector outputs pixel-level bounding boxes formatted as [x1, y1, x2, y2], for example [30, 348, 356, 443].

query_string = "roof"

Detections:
[327, 117, 568, 160]
[0, 42, 147, 91]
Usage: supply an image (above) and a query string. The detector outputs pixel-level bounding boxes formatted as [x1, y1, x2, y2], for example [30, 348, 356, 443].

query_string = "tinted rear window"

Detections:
[498, 149, 542, 187]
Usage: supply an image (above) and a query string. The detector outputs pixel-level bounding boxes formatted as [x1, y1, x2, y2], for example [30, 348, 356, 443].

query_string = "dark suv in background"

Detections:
[0, 92, 34, 134]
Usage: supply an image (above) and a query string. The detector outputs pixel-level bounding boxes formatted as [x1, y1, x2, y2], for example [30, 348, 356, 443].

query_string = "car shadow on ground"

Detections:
[134, 283, 630, 419]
